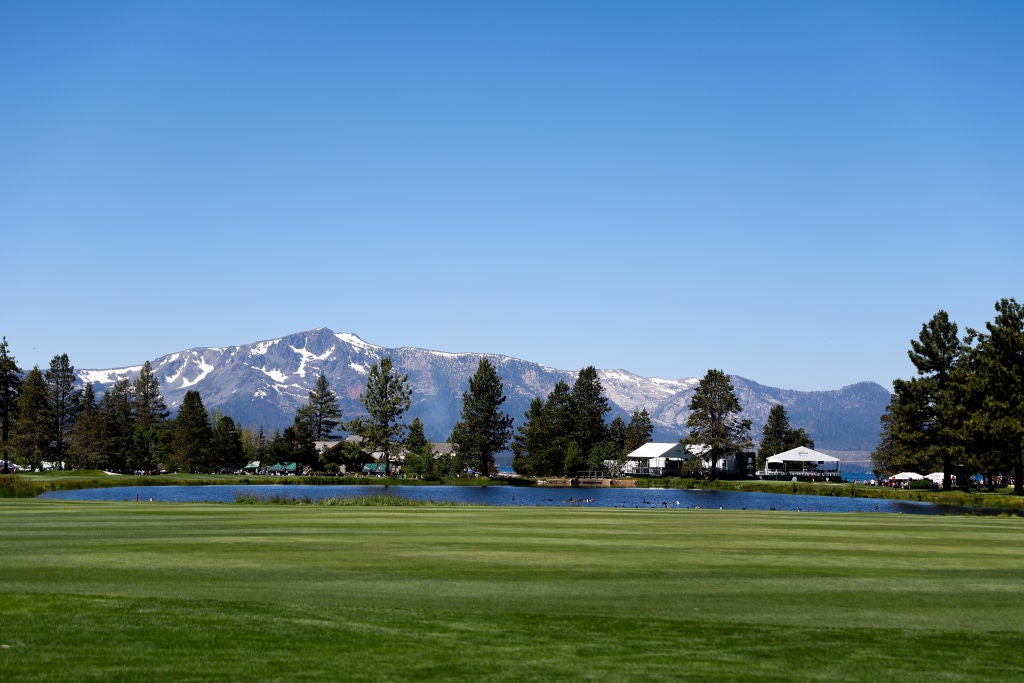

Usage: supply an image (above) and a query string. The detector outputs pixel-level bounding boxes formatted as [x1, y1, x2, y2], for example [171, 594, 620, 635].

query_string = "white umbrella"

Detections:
[891, 471, 924, 481]
[924, 472, 945, 484]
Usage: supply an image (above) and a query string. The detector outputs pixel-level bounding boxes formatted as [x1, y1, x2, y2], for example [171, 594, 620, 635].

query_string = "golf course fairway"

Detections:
[1, 500, 1023, 681]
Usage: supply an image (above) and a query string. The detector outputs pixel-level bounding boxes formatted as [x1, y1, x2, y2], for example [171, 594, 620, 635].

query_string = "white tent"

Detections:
[763, 447, 841, 473]
[623, 442, 688, 473]
[925, 472, 945, 484]
[891, 471, 924, 481]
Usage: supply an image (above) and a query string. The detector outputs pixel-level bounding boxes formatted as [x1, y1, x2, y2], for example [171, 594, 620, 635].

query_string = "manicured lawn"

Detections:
[1, 501, 1023, 681]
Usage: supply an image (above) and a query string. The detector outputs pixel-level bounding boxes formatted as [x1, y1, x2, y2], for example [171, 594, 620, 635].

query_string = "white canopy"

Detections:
[925, 472, 945, 484]
[625, 442, 688, 461]
[764, 447, 840, 466]
[891, 471, 924, 481]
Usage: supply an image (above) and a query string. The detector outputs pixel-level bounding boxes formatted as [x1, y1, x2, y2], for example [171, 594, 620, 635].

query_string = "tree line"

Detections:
[0, 340, 521, 477]
[510, 366, 654, 476]
[0, 335, 816, 480]
[0, 343, 254, 474]
[872, 298, 1024, 495]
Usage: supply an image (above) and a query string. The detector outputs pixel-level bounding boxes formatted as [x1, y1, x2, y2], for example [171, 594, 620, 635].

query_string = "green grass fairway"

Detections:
[2, 502, 1023, 681]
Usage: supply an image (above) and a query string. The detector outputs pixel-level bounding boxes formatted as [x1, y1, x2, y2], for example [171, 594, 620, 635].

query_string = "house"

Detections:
[762, 446, 841, 479]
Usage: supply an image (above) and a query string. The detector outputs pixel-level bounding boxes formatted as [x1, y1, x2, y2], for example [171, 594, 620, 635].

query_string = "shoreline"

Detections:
[5, 471, 1024, 513]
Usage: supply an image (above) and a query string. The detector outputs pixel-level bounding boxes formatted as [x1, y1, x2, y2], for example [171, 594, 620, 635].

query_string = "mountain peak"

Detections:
[76, 329, 890, 451]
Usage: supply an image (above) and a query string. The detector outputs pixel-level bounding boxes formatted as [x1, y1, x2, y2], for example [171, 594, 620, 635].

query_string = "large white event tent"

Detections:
[763, 446, 841, 476]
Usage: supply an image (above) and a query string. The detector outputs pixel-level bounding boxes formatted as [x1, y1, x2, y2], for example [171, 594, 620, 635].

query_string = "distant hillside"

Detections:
[78, 327, 889, 453]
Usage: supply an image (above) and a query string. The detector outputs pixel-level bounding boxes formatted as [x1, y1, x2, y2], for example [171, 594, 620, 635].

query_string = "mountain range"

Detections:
[77, 327, 890, 454]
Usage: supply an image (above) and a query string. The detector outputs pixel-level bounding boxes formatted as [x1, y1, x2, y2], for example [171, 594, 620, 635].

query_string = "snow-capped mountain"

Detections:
[77, 327, 890, 452]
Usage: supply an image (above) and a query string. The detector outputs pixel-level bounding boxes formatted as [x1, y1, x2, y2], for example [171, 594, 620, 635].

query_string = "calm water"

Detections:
[38, 484, 957, 514]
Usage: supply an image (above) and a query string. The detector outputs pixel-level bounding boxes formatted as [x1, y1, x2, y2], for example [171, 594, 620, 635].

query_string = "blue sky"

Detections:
[2, 1, 1021, 391]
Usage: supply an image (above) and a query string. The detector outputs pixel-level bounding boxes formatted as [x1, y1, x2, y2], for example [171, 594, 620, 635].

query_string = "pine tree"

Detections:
[289, 411, 318, 469]
[759, 404, 792, 468]
[570, 366, 611, 460]
[69, 383, 106, 469]
[13, 367, 50, 471]
[684, 369, 751, 480]
[511, 397, 545, 476]
[211, 415, 246, 472]
[0, 337, 23, 472]
[348, 357, 411, 477]
[758, 405, 813, 470]
[449, 359, 513, 477]
[170, 390, 212, 473]
[563, 440, 585, 476]
[907, 310, 964, 488]
[404, 417, 435, 477]
[45, 353, 79, 469]
[966, 298, 1024, 495]
[131, 361, 169, 472]
[304, 373, 343, 441]
[538, 381, 574, 476]
[623, 408, 654, 454]
[99, 379, 134, 472]
[608, 416, 627, 454]
[603, 415, 629, 475]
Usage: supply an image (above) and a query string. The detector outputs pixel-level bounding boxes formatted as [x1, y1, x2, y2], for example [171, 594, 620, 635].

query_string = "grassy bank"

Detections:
[1, 501, 1023, 681]
[632, 476, 1024, 512]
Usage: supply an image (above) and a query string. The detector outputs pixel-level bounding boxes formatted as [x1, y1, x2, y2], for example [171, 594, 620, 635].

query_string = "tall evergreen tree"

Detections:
[255, 425, 267, 462]
[623, 408, 654, 454]
[511, 397, 546, 477]
[210, 415, 246, 472]
[872, 310, 967, 484]
[907, 311, 964, 488]
[99, 379, 134, 472]
[131, 361, 169, 472]
[966, 298, 1024, 495]
[538, 380, 574, 476]
[348, 358, 411, 477]
[608, 415, 628, 455]
[450, 358, 514, 477]
[69, 383, 105, 469]
[684, 369, 752, 480]
[758, 404, 815, 470]
[170, 390, 212, 473]
[303, 373, 343, 441]
[570, 366, 611, 460]
[404, 417, 435, 477]
[563, 440, 585, 476]
[0, 337, 23, 472]
[45, 353, 79, 469]
[510, 381, 575, 477]
[288, 412, 318, 469]
[13, 367, 50, 471]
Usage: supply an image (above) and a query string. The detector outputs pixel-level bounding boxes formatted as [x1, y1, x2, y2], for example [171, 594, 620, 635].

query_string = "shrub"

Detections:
[0, 476, 44, 498]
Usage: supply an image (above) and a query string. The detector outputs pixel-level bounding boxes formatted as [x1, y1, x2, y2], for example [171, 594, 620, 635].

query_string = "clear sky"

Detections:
[2, 1, 1021, 391]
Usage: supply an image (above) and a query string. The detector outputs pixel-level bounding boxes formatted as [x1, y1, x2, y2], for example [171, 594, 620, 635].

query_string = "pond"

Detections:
[38, 484, 960, 514]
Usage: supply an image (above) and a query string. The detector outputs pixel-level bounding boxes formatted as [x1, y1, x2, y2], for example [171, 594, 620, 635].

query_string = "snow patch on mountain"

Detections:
[180, 356, 215, 388]
[249, 339, 280, 356]
[260, 368, 288, 383]
[79, 367, 140, 384]
[289, 344, 335, 377]
[336, 333, 376, 351]
[163, 365, 184, 385]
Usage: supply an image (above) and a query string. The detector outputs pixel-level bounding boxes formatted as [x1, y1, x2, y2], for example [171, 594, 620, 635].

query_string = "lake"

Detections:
[38, 484, 959, 514]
